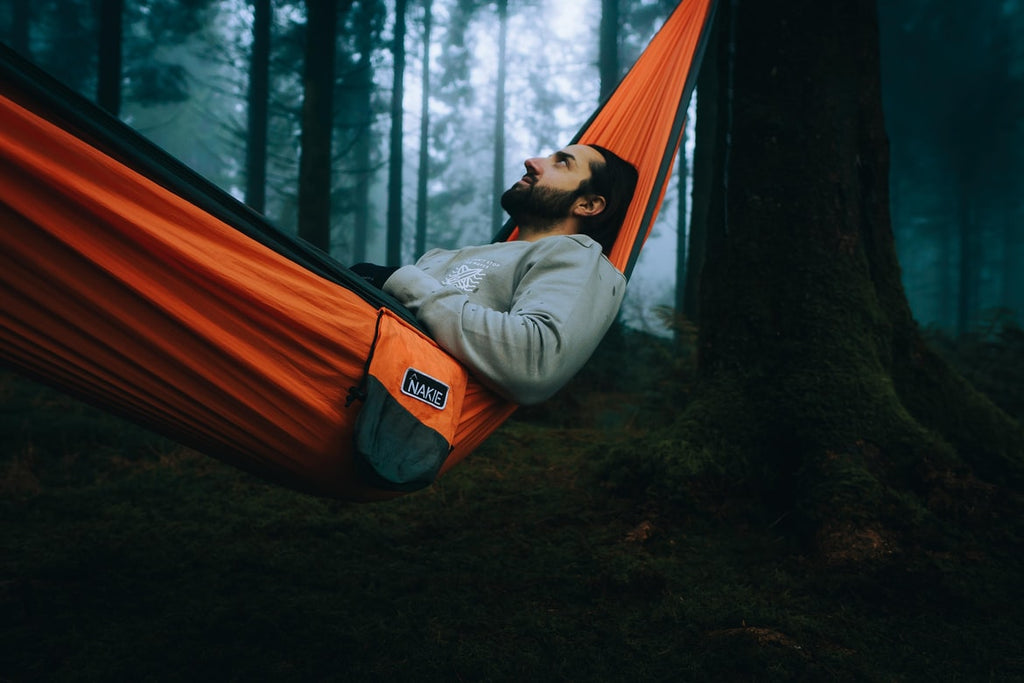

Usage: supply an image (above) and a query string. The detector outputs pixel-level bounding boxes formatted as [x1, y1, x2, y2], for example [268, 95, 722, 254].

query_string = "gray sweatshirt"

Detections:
[382, 234, 626, 405]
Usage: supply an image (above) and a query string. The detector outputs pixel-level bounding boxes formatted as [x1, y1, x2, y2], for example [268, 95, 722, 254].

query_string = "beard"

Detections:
[500, 181, 581, 230]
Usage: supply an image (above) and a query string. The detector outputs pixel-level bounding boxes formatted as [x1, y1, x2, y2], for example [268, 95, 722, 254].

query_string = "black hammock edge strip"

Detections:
[0, 41, 423, 332]
[624, 0, 718, 280]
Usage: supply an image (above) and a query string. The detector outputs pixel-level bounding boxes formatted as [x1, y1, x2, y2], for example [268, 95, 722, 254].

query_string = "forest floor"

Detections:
[2, 354, 1023, 682]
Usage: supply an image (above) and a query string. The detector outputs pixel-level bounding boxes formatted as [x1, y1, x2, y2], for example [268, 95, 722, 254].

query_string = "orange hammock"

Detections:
[0, 0, 716, 500]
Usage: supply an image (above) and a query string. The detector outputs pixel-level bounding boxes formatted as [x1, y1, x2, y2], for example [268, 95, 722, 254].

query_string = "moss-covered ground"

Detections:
[2, 326, 1023, 682]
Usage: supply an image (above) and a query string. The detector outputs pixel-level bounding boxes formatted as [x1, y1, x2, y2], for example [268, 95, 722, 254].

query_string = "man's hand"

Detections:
[349, 263, 399, 289]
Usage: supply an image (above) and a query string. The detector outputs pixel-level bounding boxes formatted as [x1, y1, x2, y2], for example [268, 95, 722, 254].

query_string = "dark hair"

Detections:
[576, 144, 639, 255]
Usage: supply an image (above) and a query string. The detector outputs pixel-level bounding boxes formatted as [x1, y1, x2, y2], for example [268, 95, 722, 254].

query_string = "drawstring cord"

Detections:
[346, 309, 386, 407]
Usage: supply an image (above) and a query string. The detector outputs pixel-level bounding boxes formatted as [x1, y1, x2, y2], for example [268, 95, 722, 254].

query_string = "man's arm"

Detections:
[383, 237, 625, 405]
[349, 263, 398, 288]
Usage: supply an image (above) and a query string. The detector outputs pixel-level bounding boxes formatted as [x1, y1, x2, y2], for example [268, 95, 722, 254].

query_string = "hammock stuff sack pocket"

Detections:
[349, 308, 469, 492]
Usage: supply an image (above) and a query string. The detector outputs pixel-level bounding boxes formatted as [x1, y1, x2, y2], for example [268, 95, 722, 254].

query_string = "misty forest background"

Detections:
[2, 0, 1021, 333]
[3, 0, 1024, 680]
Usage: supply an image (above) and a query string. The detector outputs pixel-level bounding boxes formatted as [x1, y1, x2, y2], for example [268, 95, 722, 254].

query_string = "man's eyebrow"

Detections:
[554, 150, 576, 166]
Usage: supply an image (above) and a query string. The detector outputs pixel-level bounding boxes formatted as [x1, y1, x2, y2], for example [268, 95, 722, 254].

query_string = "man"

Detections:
[353, 144, 638, 405]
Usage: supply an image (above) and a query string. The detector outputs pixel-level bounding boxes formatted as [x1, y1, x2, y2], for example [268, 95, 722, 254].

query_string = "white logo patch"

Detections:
[401, 368, 450, 410]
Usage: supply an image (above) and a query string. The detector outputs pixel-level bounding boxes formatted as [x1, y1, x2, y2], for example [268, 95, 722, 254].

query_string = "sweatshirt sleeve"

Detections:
[382, 238, 625, 405]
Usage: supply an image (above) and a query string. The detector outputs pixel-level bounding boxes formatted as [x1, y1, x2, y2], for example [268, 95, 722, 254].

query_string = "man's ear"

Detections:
[572, 194, 606, 217]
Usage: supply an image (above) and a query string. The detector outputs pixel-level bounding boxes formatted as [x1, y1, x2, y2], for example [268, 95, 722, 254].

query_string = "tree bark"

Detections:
[643, 0, 1024, 544]
[298, 0, 338, 251]
[245, 0, 271, 213]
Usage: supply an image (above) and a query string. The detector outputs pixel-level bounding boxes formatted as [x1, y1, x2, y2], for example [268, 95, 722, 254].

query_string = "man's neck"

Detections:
[516, 219, 579, 243]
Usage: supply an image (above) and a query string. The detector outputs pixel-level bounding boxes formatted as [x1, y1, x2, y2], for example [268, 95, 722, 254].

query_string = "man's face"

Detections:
[500, 144, 605, 225]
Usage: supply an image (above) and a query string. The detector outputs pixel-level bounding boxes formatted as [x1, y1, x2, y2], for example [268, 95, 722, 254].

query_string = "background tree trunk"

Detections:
[673, 137, 688, 336]
[415, 0, 434, 258]
[95, 0, 123, 116]
[683, 10, 722, 323]
[956, 192, 977, 336]
[386, 0, 408, 265]
[10, 0, 31, 57]
[1004, 215, 1019, 314]
[350, 0, 376, 263]
[245, 0, 271, 213]
[940, 213, 955, 325]
[598, 0, 619, 102]
[490, 0, 507, 236]
[298, 0, 338, 251]
[649, 0, 1024, 547]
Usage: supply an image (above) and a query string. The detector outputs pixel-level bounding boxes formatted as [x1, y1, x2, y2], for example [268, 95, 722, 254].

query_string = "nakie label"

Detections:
[401, 368, 450, 410]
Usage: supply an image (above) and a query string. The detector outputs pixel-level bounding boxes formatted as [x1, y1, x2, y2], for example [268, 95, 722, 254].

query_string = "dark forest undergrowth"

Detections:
[2, 323, 1023, 682]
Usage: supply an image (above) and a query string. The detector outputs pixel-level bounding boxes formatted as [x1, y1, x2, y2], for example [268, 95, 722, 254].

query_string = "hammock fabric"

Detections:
[0, 0, 716, 500]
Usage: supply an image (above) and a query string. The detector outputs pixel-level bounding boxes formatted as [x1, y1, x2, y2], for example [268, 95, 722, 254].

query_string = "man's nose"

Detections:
[524, 157, 543, 175]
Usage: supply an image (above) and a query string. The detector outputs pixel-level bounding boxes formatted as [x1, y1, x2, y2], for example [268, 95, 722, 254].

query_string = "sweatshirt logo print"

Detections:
[442, 264, 485, 293]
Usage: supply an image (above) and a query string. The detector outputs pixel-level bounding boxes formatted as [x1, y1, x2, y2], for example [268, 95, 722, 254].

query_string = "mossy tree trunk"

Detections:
[672, 0, 1024, 545]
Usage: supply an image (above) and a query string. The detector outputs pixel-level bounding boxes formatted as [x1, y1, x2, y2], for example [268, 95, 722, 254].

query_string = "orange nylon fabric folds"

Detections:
[0, 94, 512, 500]
[497, 0, 715, 277]
[0, 0, 713, 499]
[580, 0, 714, 274]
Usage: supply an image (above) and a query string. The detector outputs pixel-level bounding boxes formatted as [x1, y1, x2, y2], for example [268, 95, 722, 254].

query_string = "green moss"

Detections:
[894, 335, 1024, 487]
[2, 372, 1023, 681]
